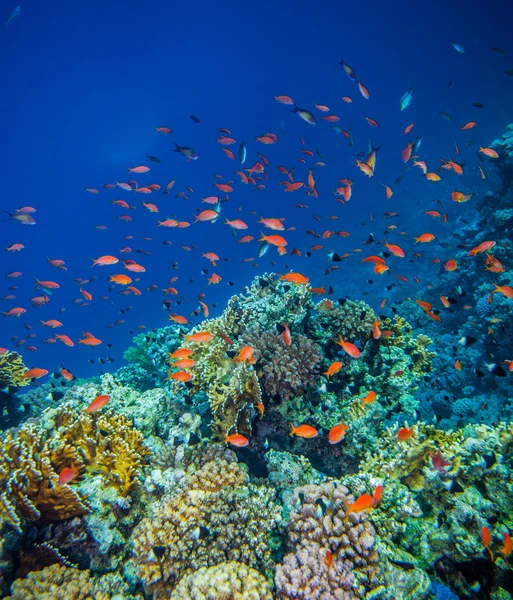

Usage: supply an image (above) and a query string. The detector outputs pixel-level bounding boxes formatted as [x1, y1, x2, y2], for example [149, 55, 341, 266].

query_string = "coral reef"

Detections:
[242, 327, 322, 400]
[276, 481, 381, 598]
[5, 563, 141, 599]
[131, 457, 280, 597]
[0, 403, 149, 532]
[169, 561, 273, 599]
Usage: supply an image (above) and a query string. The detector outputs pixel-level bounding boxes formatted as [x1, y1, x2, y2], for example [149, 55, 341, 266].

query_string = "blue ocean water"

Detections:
[1, 1, 513, 598]
[1, 0, 512, 378]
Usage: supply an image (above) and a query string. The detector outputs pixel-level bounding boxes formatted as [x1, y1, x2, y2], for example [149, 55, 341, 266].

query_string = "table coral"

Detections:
[0, 404, 149, 532]
[275, 482, 381, 599]
[169, 561, 273, 599]
[5, 563, 140, 600]
[131, 457, 280, 598]
[0, 351, 29, 388]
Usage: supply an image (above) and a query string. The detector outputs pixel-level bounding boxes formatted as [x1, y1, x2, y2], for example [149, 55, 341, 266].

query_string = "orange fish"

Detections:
[402, 142, 412, 163]
[208, 273, 222, 285]
[23, 368, 48, 379]
[57, 466, 78, 486]
[360, 391, 376, 405]
[41, 319, 63, 328]
[85, 394, 111, 413]
[454, 360, 462, 371]
[259, 233, 287, 247]
[501, 532, 512, 557]
[460, 121, 476, 130]
[404, 123, 414, 134]
[372, 319, 381, 340]
[382, 184, 393, 199]
[374, 264, 389, 275]
[425, 173, 441, 182]
[445, 259, 458, 271]
[279, 272, 309, 285]
[109, 274, 132, 285]
[347, 493, 373, 514]
[290, 423, 318, 438]
[326, 549, 333, 569]
[335, 336, 360, 358]
[414, 233, 435, 243]
[233, 345, 255, 364]
[79, 332, 102, 346]
[168, 371, 193, 382]
[328, 422, 348, 444]
[479, 147, 499, 159]
[385, 242, 405, 257]
[324, 361, 342, 379]
[169, 348, 193, 360]
[225, 433, 249, 447]
[91, 255, 119, 266]
[185, 331, 214, 343]
[482, 526, 493, 559]
[468, 241, 496, 256]
[55, 334, 74, 347]
[280, 324, 291, 346]
[285, 182, 304, 192]
[487, 284, 513, 303]
[225, 218, 248, 230]
[169, 314, 188, 324]
[452, 191, 473, 203]
[397, 426, 414, 441]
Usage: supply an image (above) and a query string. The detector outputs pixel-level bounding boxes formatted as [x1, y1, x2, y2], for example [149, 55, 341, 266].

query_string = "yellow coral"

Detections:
[0, 350, 29, 387]
[173, 302, 262, 438]
[5, 563, 140, 600]
[0, 404, 149, 530]
[132, 458, 280, 598]
[169, 561, 273, 599]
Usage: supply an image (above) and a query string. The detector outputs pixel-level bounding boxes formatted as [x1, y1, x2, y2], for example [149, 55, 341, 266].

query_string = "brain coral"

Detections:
[276, 482, 381, 599]
[0, 404, 149, 532]
[5, 563, 140, 600]
[242, 327, 323, 400]
[169, 561, 273, 599]
[131, 457, 280, 598]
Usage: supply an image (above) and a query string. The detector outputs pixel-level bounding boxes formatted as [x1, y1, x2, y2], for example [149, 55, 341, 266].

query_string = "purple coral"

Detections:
[276, 482, 380, 599]
[242, 328, 322, 400]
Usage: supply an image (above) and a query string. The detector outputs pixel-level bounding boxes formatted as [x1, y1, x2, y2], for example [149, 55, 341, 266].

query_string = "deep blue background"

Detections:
[1, 0, 512, 379]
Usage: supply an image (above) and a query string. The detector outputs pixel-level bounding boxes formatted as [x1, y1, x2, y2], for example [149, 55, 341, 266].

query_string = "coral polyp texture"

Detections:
[131, 457, 281, 597]
[169, 561, 273, 599]
[276, 482, 380, 599]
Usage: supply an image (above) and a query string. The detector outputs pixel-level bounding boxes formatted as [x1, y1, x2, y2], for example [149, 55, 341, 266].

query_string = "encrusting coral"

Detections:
[4, 563, 141, 600]
[275, 481, 381, 599]
[169, 561, 273, 599]
[0, 403, 149, 532]
[0, 351, 29, 388]
[131, 457, 281, 598]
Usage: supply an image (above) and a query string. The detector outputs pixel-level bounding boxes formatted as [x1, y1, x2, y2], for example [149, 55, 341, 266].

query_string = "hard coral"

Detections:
[276, 482, 381, 599]
[169, 561, 273, 599]
[5, 563, 139, 600]
[0, 404, 149, 532]
[243, 327, 322, 401]
[0, 351, 29, 388]
[131, 457, 280, 598]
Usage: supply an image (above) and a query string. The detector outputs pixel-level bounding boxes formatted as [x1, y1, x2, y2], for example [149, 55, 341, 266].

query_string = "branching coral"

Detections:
[169, 561, 273, 599]
[5, 563, 140, 600]
[242, 327, 322, 401]
[275, 482, 381, 599]
[0, 404, 149, 531]
[131, 457, 281, 598]
[0, 351, 29, 388]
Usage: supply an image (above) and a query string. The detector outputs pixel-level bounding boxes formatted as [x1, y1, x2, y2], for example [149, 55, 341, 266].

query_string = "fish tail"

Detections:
[289, 423, 295, 436]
